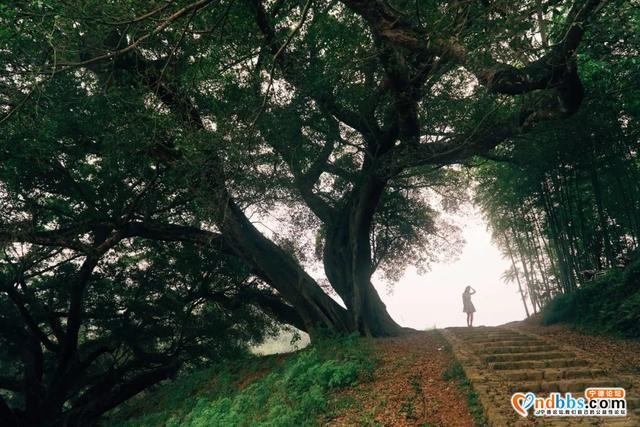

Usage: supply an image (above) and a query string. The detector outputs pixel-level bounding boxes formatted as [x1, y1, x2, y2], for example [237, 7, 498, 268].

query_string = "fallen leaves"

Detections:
[325, 331, 476, 426]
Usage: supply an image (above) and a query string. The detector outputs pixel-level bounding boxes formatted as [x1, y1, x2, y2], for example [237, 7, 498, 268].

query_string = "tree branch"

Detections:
[121, 221, 227, 251]
[233, 286, 307, 332]
[0, 225, 95, 254]
[268, 119, 340, 222]
[68, 363, 180, 424]
[54, 0, 215, 70]
[341, 0, 606, 118]
[2, 283, 60, 352]
[250, 0, 380, 139]
[387, 118, 520, 173]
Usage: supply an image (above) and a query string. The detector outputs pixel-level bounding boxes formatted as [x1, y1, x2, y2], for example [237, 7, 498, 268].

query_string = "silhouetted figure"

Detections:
[462, 286, 476, 327]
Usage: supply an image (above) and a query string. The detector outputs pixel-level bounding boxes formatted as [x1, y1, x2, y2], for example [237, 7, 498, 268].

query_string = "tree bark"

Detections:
[219, 198, 353, 334]
[323, 171, 404, 336]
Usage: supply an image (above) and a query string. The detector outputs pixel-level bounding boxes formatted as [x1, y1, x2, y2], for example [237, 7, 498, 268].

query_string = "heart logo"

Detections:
[511, 392, 535, 417]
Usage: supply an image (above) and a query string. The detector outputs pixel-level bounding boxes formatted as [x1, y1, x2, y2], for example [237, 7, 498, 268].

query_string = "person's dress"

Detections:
[462, 293, 476, 313]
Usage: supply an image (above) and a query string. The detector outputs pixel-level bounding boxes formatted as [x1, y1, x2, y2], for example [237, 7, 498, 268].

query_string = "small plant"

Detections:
[442, 361, 465, 382]
[399, 372, 424, 420]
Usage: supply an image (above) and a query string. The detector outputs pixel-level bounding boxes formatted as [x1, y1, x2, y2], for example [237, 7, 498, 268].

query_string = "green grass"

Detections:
[442, 360, 487, 426]
[101, 334, 374, 427]
[541, 255, 640, 339]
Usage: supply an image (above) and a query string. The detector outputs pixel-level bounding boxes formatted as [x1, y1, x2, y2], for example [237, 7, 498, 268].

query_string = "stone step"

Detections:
[599, 418, 640, 426]
[480, 344, 558, 354]
[502, 367, 606, 382]
[455, 332, 523, 338]
[481, 339, 546, 347]
[627, 396, 640, 409]
[443, 328, 640, 426]
[449, 327, 518, 336]
[466, 332, 530, 338]
[468, 336, 534, 344]
[464, 330, 522, 336]
[507, 378, 633, 394]
[485, 351, 570, 363]
[491, 358, 591, 370]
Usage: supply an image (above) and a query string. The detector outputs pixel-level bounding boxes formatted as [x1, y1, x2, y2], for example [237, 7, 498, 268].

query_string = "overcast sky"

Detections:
[379, 207, 527, 329]
[254, 207, 527, 354]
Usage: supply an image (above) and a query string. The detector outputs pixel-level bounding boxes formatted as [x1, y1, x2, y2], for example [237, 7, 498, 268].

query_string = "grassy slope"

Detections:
[542, 255, 640, 338]
[101, 335, 374, 427]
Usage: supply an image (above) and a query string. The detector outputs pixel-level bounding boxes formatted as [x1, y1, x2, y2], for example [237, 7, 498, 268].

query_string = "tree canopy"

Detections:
[1, 0, 636, 425]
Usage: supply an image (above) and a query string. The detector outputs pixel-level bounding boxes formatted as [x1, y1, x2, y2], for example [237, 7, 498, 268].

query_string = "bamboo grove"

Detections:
[475, 1, 640, 315]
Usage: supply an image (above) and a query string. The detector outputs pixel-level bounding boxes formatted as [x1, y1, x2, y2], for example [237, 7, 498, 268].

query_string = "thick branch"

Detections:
[387, 119, 520, 173]
[250, 0, 380, 139]
[203, 285, 307, 331]
[53, 256, 100, 378]
[269, 121, 340, 222]
[235, 287, 307, 332]
[2, 284, 59, 352]
[68, 363, 180, 425]
[121, 222, 227, 250]
[341, 0, 605, 117]
[0, 225, 94, 254]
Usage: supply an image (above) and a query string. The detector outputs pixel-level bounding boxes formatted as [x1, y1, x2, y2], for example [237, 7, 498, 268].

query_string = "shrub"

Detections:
[542, 257, 640, 338]
[102, 334, 373, 427]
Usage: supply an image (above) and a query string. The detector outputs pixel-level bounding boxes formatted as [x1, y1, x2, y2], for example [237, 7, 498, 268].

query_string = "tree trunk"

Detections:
[323, 173, 404, 336]
[503, 231, 531, 318]
[221, 199, 354, 334]
[512, 225, 539, 313]
[588, 144, 615, 267]
[542, 181, 574, 291]
[531, 210, 561, 294]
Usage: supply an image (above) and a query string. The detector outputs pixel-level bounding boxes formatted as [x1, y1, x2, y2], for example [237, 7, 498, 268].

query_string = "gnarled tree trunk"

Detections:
[323, 168, 404, 336]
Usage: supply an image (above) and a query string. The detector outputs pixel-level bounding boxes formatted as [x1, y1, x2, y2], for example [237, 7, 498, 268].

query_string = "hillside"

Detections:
[101, 331, 479, 426]
[102, 322, 640, 427]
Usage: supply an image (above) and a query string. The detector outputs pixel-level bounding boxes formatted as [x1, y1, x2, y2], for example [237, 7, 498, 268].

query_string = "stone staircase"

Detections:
[442, 326, 640, 426]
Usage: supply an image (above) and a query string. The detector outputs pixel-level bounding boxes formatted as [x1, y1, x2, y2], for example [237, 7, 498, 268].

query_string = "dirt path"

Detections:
[325, 331, 477, 426]
[443, 325, 640, 426]
[322, 324, 640, 426]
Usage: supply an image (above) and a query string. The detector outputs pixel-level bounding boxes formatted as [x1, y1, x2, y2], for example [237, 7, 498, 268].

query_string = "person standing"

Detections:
[462, 286, 476, 327]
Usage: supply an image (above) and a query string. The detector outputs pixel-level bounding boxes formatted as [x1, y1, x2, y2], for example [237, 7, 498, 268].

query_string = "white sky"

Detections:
[379, 207, 527, 329]
[254, 207, 527, 354]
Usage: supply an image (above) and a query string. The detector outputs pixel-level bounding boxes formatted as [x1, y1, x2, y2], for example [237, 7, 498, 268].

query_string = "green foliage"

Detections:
[542, 255, 640, 338]
[102, 335, 374, 427]
[1, 0, 638, 421]
[474, 0, 640, 313]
